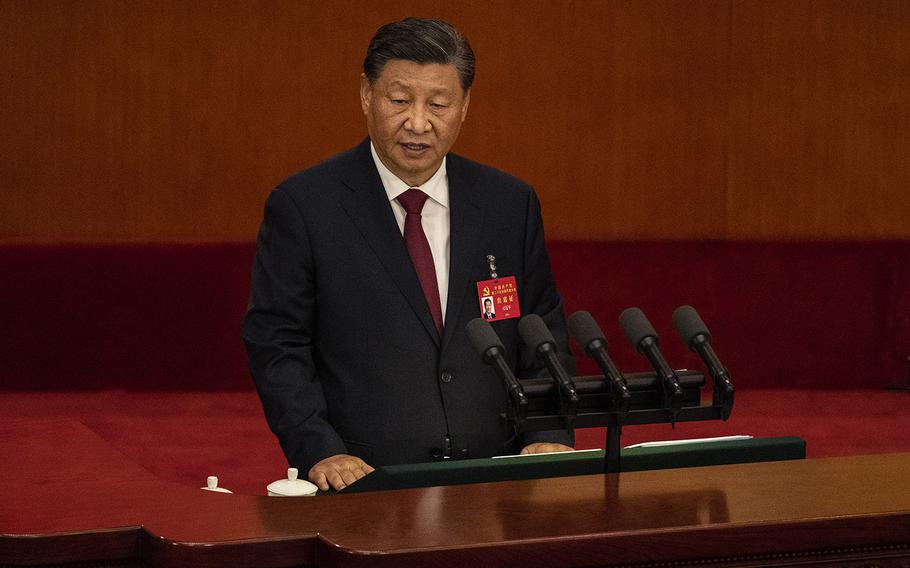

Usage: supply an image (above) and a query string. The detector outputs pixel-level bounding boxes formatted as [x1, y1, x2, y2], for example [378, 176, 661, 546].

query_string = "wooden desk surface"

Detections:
[2, 419, 909, 567]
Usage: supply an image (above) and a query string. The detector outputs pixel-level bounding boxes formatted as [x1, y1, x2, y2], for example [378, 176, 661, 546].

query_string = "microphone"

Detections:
[517, 314, 579, 419]
[567, 311, 631, 413]
[466, 318, 528, 420]
[672, 305, 734, 414]
[619, 307, 684, 418]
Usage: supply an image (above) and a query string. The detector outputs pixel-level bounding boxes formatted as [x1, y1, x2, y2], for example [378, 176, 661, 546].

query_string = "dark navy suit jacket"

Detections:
[243, 139, 574, 473]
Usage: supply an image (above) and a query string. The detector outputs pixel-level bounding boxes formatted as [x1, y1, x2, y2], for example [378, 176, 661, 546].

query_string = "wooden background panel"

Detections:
[455, 1, 730, 240]
[0, 1, 908, 242]
[727, 0, 910, 239]
[0, 0, 365, 242]
[0, 0, 728, 242]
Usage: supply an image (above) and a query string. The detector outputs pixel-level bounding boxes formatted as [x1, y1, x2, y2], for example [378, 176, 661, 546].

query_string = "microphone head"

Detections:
[567, 311, 607, 351]
[466, 318, 505, 356]
[517, 313, 556, 350]
[619, 307, 658, 352]
[672, 305, 712, 348]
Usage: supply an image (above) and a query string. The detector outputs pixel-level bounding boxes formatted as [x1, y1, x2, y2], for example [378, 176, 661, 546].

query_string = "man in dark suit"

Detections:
[243, 18, 574, 492]
[483, 298, 496, 320]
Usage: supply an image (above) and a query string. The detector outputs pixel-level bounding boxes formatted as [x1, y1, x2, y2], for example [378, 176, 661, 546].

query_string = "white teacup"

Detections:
[267, 467, 318, 497]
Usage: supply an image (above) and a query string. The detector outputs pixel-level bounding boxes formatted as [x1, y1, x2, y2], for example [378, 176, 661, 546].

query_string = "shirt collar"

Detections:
[370, 141, 449, 208]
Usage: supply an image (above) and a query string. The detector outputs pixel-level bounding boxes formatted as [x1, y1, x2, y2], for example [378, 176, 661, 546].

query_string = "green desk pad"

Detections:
[343, 436, 806, 493]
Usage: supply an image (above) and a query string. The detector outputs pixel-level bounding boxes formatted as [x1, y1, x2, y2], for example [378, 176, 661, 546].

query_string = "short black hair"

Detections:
[484, 298, 492, 305]
[363, 17, 475, 92]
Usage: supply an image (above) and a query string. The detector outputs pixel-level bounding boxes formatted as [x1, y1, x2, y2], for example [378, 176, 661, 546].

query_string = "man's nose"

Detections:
[405, 105, 433, 133]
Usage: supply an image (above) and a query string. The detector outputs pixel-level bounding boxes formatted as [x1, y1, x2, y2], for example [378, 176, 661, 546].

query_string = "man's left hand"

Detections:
[520, 443, 574, 455]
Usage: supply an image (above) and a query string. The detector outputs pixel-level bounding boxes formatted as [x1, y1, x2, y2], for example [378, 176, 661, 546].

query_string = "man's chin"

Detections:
[390, 157, 440, 186]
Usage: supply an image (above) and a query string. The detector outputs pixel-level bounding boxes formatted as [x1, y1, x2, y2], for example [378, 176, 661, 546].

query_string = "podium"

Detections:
[2, 420, 908, 568]
[345, 436, 806, 493]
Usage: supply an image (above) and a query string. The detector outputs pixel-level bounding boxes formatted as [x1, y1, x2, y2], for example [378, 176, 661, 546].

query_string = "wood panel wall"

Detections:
[1, 0, 908, 243]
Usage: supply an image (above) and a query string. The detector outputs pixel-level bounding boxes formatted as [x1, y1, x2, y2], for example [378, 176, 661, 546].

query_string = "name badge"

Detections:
[476, 276, 520, 321]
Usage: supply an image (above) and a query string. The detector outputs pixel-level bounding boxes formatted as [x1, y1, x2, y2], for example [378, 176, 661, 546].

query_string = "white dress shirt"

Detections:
[370, 142, 451, 323]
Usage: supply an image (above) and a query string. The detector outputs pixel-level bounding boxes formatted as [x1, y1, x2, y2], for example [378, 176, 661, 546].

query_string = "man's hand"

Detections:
[520, 443, 574, 455]
[308, 454, 375, 491]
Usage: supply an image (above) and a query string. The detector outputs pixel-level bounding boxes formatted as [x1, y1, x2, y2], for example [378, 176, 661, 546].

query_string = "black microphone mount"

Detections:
[619, 307, 685, 426]
[466, 319, 528, 423]
[672, 305, 735, 418]
[469, 308, 736, 474]
[567, 311, 631, 417]
[518, 314, 579, 428]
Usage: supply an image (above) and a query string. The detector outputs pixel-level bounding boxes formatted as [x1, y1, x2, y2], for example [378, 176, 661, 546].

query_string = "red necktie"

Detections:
[397, 189, 443, 335]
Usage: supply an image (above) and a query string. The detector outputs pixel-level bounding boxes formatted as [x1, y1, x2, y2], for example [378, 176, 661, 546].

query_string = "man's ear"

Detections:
[460, 89, 471, 123]
[359, 74, 372, 115]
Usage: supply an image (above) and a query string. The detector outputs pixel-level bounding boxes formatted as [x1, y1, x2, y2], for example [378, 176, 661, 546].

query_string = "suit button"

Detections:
[430, 448, 443, 460]
[440, 371, 454, 383]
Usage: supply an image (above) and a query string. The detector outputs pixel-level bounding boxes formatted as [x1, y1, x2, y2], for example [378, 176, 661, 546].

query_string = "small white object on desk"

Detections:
[201, 475, 233, 493]
[624, 435, 753, 449]
[267, 467, 319, 497]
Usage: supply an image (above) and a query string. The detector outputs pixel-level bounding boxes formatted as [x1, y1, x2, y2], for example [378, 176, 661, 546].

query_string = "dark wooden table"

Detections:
[2, 419, 909, 567]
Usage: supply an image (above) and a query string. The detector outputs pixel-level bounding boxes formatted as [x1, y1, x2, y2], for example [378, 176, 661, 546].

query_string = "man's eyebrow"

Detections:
[386, 80, 454, 96]
[387, 80, 412, 90]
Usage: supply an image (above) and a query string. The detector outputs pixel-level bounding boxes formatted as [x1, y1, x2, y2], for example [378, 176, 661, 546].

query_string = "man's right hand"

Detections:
[308, 454, 375, 491]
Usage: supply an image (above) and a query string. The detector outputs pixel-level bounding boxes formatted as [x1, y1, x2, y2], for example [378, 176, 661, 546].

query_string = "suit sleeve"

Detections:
[242, 188, 348, 473]
[515, 188, 576, 448]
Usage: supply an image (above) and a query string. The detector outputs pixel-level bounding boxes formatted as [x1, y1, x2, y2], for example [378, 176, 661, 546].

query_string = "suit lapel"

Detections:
[337, 140, 441, 346]
[441, 154, 484, 353]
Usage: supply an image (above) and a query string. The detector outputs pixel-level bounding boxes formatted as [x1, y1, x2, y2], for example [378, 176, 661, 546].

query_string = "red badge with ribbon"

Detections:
[476, 255, 520, 321]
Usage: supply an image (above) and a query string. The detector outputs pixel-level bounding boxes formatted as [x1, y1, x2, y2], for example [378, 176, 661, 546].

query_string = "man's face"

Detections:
[484, 300, 492, 313]
[361, 59, 470, 187]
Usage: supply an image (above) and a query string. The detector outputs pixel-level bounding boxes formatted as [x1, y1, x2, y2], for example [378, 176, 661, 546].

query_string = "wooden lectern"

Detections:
[2, 420, 909, 567]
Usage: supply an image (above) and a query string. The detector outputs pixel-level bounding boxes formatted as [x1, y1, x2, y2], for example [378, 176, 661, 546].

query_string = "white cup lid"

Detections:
[201, 475, 233, 493]
[267, 467, 318, 496]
